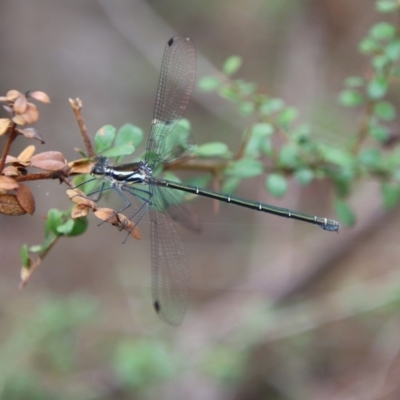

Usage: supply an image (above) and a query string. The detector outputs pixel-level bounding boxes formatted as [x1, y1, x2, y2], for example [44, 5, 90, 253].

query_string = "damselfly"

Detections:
[75, 36, 339, 326]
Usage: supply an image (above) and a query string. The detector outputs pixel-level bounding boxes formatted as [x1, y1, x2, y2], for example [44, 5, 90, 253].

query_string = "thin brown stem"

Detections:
[0, 122, 18, 173]
[69, 98, 94, 158]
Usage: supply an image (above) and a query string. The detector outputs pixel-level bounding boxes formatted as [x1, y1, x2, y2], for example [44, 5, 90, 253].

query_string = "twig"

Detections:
[0, 122, 18, 173]
[69, 98, 94, 158]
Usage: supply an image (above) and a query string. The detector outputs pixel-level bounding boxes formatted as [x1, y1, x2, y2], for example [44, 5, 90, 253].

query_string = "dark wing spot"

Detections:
[153, 300, 161, 313]
[167, 37, 174, 47]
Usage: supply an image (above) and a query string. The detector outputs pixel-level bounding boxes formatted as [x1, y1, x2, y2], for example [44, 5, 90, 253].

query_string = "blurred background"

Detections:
[1, 0, 400, 399]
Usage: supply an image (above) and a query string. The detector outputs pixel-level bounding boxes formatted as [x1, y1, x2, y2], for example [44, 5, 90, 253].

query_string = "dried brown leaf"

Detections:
[17, 127, 45, 144]
[20, 103, 39, 124]
[12, 114, 26, 126]
[20, 257, 41, 289]
[0, 118, 11, 135]
[0, 176, 19, 190]
[30, 150, 66, 171]
[31, 151, 65, 163]
[5, 155, 19, 164]
[6, 90, 22, 101]
[18, 145, 36, 163]
[2, 166, 21, 176]
[29, 91, 50, 103]
[0, 193, 26, 215]
[14, 95, 27, 113]
[66, 188, 96, 208]
[16, 183, 35, 215]
[30, 151, 66, 171]
[94, 208, 141, 240]
[68, 158, 93, 174]
[71, 204, 90, 218]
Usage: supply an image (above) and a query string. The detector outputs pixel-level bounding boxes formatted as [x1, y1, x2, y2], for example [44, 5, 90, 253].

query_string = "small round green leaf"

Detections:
[252, 123, 274, 137]
[94, 125, 116, 153]
[370, 22, 396, 40]
[339, 90, 365, 107]
[334, 199, 356, 226]
[223, 56, 242, 76]
[385, 38, 400, 60]
[369, 123, 390, 142]
[376, 0, 399, 12]
[374, 101, 396, 121]
[193, 142, 230, 157]
[239, 101, 255, 115]
[277, 107, 298, 126]
[381, 182, 400, 209]
[221, 177, 241, 194]
[45, 209, 63, 236]
[225, 159, 264, 179]
[198, 76, 221, 92]
[358, 148, 382, 167]
[260, 98, 285, 115]
[359, 38, 381, 54]
[295, 168, 315, 186]
[279, 144, 299, 168]
[367, 76, 388, 99]
[345, 76, 364, 88]
[66, 217, 88, 237]
[102, 144, 135, 158]
[266, 173, 288, 198]
[115, 124, 143, 148]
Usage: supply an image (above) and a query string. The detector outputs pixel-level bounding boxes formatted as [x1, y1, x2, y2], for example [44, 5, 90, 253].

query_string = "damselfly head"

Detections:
[91, 156, 109, 177]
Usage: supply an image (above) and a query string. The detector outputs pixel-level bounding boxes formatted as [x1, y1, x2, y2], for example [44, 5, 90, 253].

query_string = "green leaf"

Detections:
[112, 340, 174, 389]
[345, 76, 364, 88]
[320, 146, 355, 168]
[20, 244, 30, 267]
[221, 177, 241, 194]
[277, 107, 298, 126]
[374, 101, 396, 121]
[376, 0, 399, 12]
[278, 144, 299, 168]
[358, 148, 382, 167]
[94, 125, 116, 153]
[369, 122, 389, 142]
[295, 168, 315, 185]
[67, 217, 88, 236]
[57, 217, 88, 237]
[359, 37, 381, 54]
[193, 142, 230, 157]
[56, 219, 74, 235]
[260, 98, 285, 115]
[225, 159, 264, 179]
[372, 54, 390, 71]
[239, 101, 255, 115]
[370, 22, 396, 40]
[219, 85, 240, 101]
[115, 124, 143, 148]
[334, 199, 356, 226]
[252, 123, 274, 137]
[236, 80, 257, 96]
[381, 182, 400, 209]
[338, 90, 365, 107]
[367, 76, 388, 99]
[245, 124, 274, 158]
[266, 173, 288, 198]
[45, 209, 63, 237]
[223, 56, 242, 76]
[184, 174, 211, 189]
[102, 144, 135, 158]
[198, 76, 221, 91]
[386, 38, 400, 60]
